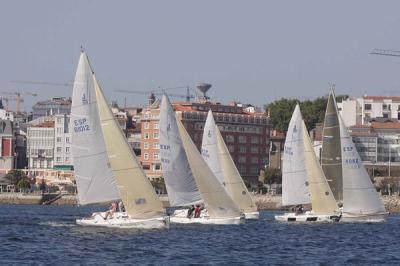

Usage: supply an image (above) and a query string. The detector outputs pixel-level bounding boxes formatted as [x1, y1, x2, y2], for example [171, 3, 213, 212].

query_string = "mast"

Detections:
[94, 75, 165, 219]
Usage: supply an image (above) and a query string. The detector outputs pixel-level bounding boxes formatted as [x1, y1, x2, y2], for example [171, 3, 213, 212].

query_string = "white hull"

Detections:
[76, 212, 170, 229]
[340, 212, 388, 223]
[170, 209, 244, 225]
[244, 211, 259, 220]
[274, 211, 341, 223]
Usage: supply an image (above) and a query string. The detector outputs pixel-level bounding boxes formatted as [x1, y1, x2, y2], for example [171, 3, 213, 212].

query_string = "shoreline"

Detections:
[1, 193, 399, 213]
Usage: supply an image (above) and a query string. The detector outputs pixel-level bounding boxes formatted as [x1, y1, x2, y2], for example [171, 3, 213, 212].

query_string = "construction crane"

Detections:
[0, 91, 38, 113]
[10, 80, 73, 87]
[116, 86, 197, 103]
[370, 49, 400, 57]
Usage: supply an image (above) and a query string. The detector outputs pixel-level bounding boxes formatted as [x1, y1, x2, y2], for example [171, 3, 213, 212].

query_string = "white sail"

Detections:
[282, 104, 311, 206]
[159, 95, 202, 206]
[302, 121, 338, 215]
[71, 52, 120, 205]
[94, 75, 165, 219]
[202, 110, 257, 213]
[339, 116, 386, 215]
[176, 117, 242, 218]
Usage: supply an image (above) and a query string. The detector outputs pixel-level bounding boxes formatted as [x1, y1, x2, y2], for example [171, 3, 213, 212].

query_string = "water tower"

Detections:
[196, 83, 212, 101]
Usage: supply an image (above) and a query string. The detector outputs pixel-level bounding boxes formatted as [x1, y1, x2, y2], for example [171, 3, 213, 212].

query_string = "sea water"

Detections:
[0, 204, 399, 265]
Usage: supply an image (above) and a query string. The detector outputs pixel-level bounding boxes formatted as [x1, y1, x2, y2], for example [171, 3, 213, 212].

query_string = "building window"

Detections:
[226, 135, 234, 143]
[251, 136, 259, 144]
[57, 137, 62, 143]
[238, 136, 247, 143]
[153, 123, 159, 129]
[251, 146, 259, 154]
[57, 127, 62, 133]
[251, 157, 259, 164]
[144, 122, 149, 129]
[144, 142, 149, 149]
[66, 137, 70, 143]
[250, 166, 259, 174]
[144, 153, 149, 160]
[56, 147, 62, 153]
[56, 157, 61, 162]
[66, 147, 70, 153]
[144, 133, 149, 139]
[228, 145, 234, 153]
[153, 133, 159, 139]
[238, 156, 246, 163]
[364, 104, 372, 110]
[239, 146, 247, 153]
[57, 117, 62, 123]
[153, 143, 159, 149]
[238, 164, 246, 174]
[153, 153, 159, 160]
[153, 164, 161, 171]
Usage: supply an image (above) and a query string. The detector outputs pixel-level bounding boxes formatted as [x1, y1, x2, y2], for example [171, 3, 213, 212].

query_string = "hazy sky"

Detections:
[1, 0, 400, 111]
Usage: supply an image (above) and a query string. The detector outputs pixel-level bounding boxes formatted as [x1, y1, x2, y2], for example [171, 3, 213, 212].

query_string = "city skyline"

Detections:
[1, 1, 400, 111]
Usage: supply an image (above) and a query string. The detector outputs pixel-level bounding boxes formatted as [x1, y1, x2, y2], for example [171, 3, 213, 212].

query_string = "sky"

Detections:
[1, 0, 400, 111]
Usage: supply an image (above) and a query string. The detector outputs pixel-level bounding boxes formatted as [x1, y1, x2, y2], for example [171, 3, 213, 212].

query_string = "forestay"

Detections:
[339, 116, 386, 215]
[176, 118, 242, 218]
[159, 95, 202, 207]
[94, 76, 165, 219]
[202, 110, 257, 213]
[302, 121, 338, 215]
[282, 104, 311, 206]
[71, 52, 120, 205]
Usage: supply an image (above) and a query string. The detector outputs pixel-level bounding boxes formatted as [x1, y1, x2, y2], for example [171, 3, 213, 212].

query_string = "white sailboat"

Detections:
[73, 52, 169, 228]
[338, 109, 388, 222]
[275, 104, 340, 222]
[160, 95, 244, 224]
[201, 110, 259, 219]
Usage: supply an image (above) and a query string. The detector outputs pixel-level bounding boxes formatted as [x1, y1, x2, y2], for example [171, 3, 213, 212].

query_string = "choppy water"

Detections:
[0, 205, 399, 265]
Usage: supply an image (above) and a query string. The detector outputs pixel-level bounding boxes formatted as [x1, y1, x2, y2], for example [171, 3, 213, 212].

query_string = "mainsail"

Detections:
[282, 104, 311, 206]
[94, 75, 165, 219]
[71, 52, 120, 205]
[202, 110, 257, 213]
[339, 116, 386, 215]
[176, 117, 242, 218]
[159, 95, 202, 206]
[321, 93, 343, 201]
[302, 121, 338, 215]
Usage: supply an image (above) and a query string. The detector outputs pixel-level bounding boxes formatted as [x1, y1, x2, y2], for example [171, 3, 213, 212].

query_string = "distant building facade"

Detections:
[32, 97, 71, 120]
[140, 100, 271, 185]
[27, 121, 55, 169]
[53, 114, 73, 169]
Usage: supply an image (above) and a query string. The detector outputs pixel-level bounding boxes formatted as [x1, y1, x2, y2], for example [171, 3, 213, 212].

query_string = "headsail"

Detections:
[202, 110, 257, 213]
[321, 92, 343, 201]
[302, 121, 338, 215]
[282, 104, 311, 206]
[71, 52, 119, 205]
[159, 95, 202, 206]
[339, 116, 386, 215]
[94, 75, 165, 219]
[176, 117, 242, 218]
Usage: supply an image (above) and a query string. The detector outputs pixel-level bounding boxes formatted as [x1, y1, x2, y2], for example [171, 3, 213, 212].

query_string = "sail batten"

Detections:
[202, 110, 257, 213]
[159, 95, 202, 207]
[71, 52, 120, 205]
[93, 75, 164, 219]
[282, 104, 311, 206]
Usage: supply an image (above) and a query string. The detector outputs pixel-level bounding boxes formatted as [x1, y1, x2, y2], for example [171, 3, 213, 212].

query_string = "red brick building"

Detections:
[140, 100, 271, 186]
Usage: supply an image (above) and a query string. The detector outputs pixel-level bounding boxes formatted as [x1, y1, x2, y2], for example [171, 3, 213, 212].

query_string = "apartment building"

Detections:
[53, 114, 73, 169]
[27, 121, 55, 169]
[140, 99, 271, 185]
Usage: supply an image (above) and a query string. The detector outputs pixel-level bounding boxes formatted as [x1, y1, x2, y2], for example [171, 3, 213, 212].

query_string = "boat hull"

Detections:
[244, 211, 260, 219]
[76, 212, 170, 229]
[340, 212, 388, 223]
[274, 212, 341, 223]
[170, 209, 244, 225]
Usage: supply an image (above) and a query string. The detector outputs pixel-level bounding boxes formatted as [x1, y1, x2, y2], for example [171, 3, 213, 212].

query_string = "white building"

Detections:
[27, 121, 55, 169]
[338, 96, 400, 127]
[53, 114, 73, 169]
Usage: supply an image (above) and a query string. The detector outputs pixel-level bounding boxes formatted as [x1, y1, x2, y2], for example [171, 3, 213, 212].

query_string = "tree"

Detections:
[265, 95, 349, 132]
[4, 170, 28, 186]
[263, 168, 282, 185]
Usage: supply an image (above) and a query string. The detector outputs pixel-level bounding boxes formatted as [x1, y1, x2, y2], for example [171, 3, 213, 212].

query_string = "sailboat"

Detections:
[323, 92, 388, 222]
[201, 110, 259, 219]
[159, 95, 244, 224]
[73, 51, 169, 228]
[275, 104, 341, 222]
